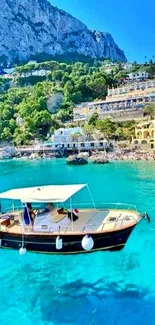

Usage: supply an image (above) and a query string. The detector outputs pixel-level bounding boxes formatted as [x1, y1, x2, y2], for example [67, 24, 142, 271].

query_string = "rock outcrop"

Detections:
[66, 155, 88, 165]
[0, 0, 127, 64]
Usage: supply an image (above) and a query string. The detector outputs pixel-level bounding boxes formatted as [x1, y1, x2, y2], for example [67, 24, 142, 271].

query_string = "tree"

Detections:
[56, 109, 72, 122]
[96, 119, 116, 138]
[83, 124, 94, 140]
[51, 70, 64, 82]
[71, 91, 83, 103]
[50, 115, 63, 129]
[1, 127, 12, 141]
[61, 73, 70, 84]
[88, 74, 107, 99]
[50, 126, 55, 135]
[13, 128, 33, 145]
[143, 103, 155, 120]
[33, 111, 52, 134]
[64, 81, 74, 94]
[114, 127, 124, 139]
[122, 127, 132, 140]
[9, 119, 16, 133]
[88, 112, 99, 126]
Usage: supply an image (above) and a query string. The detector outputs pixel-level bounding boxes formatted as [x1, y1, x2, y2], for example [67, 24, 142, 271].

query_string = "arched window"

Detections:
[133, 140, 139, 145]
[136, 131, 142, 139]
[141, 140, 148, 145]
[143, 130, 150, 139]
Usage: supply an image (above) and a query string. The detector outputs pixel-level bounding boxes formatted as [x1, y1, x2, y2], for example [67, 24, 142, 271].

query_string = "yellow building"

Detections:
[132, 120, 155, 149]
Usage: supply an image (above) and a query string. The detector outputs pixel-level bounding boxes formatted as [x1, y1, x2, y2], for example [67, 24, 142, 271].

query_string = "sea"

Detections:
[0, 159, 155, 325]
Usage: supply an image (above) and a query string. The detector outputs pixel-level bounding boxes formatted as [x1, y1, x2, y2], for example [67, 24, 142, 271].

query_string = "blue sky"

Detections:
[50, 0, 155, 63]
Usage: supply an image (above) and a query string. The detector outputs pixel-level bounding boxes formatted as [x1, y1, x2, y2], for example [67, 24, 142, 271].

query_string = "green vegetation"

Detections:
[0, 78, 12, 93]
[86, 113, 136, 141]
[0, 59, 155, 145]
[0, 60, 122, 145]
[143, 103, 155, 120]
[15, 60, 118, 103]
[123, 61, 155, 77]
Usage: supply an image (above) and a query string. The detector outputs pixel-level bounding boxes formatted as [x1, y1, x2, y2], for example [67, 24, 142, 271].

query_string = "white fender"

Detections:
[82, 234, 94, 251]
[19, 247, 27, 255]
[56, 236, 63, 250]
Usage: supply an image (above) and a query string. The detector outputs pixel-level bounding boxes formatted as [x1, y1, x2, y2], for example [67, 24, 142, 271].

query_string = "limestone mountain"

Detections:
[0, 0, 127, 64]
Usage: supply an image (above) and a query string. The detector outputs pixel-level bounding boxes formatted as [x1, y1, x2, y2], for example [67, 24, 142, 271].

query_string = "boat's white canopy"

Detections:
[0, 184, 87, 203]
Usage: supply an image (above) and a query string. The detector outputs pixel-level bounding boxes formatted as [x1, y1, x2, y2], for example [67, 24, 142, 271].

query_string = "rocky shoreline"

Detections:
[106, 150, 155, 161]
[1, 146, 155, 162]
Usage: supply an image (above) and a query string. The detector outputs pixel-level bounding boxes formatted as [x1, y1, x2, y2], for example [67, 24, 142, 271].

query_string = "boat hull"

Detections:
[0, 225, 136, 254]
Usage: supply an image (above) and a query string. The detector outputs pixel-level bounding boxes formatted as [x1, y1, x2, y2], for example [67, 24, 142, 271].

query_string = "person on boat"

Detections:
[23, 203, 35, 225]
[27, 203, 36, 223]
[44, 203, 54, 213]
[68, 209, 79, 222]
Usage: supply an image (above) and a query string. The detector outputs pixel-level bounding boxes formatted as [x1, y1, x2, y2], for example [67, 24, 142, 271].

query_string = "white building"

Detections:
[127, 71, 149, 81]
[123, 62, 133, 70]
[20, 69, 51, 78]
[28, 60, 37, 65]
[52, 140, 108, 151]
[18, 140, 109, 153]
[4, 67, 15, 74]
[52, 127, 86, 143]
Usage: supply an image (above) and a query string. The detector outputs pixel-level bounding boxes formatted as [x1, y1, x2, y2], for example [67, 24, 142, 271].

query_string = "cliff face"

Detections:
[0, 0, 127, 63]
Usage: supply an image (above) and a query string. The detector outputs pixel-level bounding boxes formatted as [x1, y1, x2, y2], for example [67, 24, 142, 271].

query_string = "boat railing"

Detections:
[71, 202, 138, 211]
[1, 202, 137, 214]
[1, 206, 22, 213]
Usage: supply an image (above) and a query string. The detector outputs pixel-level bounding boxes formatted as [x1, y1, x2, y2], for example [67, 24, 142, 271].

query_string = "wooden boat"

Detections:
[0, 184, 148, 255]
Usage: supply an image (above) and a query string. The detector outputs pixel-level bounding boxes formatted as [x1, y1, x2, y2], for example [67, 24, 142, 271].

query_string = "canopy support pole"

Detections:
[11, 199, 15, 212]
[70, 197, 74, 232]
[87, 185, 96, 209]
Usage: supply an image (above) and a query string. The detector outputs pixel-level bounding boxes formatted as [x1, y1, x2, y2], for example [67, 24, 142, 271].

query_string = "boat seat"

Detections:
[50, 213, 67, 223]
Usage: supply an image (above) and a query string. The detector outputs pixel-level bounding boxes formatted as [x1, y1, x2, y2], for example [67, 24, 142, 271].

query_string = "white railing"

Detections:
[0, 202, 138, 214]
[1, 206, 22, 213]
[1, 202, 138, 214]
[69, 202, 138, 211]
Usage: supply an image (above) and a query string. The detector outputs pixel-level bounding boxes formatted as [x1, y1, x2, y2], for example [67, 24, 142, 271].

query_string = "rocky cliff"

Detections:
[0, 0, 127, 64]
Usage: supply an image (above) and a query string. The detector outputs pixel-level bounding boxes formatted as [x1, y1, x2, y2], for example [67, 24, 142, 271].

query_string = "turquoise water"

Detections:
[0, 159, 155, 325]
